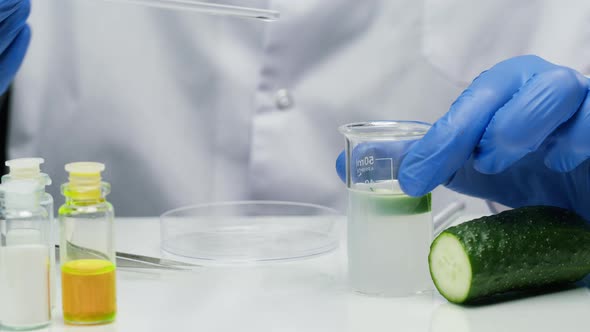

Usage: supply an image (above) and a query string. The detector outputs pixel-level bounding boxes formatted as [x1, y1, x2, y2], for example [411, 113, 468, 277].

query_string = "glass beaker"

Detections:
[339, 121, 433, 297]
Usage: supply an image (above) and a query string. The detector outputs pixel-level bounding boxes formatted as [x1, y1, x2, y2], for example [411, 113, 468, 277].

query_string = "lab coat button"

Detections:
[274, 89, 294, 110]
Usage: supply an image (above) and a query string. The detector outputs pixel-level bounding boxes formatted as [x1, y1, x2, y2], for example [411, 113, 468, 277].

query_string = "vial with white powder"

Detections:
[2, 158, 55, 312]
[0, 180, 51, 330]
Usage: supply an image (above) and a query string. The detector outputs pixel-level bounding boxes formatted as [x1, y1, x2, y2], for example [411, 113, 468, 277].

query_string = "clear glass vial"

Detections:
[59, 162, 116, 325]
[0, 181, 51, 330]
[2, 158, 56, 311]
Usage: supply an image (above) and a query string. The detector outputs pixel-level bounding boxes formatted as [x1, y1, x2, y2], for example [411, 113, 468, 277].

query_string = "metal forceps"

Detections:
[55, 244, 200, 270]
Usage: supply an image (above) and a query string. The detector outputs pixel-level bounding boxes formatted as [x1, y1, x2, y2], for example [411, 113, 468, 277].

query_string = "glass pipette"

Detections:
[101, 0, 280, 21]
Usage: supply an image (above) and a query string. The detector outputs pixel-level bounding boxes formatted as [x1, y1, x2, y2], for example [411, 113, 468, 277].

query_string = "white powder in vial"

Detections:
[0, 244, 51, 329]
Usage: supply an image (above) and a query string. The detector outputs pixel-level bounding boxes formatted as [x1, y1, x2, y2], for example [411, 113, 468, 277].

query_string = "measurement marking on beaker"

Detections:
[356, 157, 395, 185]
[356, 156, 374, 167]
[356, 155, 375, 178]
[375, 158, 395, 190]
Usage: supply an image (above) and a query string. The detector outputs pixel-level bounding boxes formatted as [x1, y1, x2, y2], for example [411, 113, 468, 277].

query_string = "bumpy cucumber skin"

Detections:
[434, 206, 590, 303]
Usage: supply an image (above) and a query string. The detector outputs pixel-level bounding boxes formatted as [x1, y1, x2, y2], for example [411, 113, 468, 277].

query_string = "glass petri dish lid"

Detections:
[160, 201, 340, 264]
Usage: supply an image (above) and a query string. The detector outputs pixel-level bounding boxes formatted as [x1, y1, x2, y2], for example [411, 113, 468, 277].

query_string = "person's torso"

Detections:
[11, 0, 590, 216]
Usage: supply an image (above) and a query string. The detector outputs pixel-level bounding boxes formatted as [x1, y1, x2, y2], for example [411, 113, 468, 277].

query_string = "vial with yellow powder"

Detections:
[59, 162, 116, 325]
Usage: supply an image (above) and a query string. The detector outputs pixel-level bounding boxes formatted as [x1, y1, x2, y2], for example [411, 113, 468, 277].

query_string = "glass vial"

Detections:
[0, 181, 51, 330]
[59, 162, 116, 325]
[2, 158, 56, 312]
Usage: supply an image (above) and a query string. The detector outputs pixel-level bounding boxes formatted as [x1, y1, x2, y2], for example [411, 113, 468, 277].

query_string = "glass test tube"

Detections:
[59, 162, 116, 325]
[339, 121, 433, 297]
[0, 181, 51, 330]
[101, 0, 280, 21]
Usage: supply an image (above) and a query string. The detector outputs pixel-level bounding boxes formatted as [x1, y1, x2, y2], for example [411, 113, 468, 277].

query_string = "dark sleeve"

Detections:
[0, 87, 12, 172]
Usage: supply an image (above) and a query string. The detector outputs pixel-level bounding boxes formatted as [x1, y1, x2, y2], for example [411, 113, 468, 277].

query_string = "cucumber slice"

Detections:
[429, 233, 472, 303]
[429, 206, 590, 304]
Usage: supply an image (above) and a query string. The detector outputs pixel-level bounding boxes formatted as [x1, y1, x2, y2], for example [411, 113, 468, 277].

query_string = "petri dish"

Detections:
[160, 201, 340, 264]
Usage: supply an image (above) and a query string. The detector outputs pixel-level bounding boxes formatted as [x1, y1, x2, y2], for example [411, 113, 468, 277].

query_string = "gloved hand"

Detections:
[336, 55, 590, 221]
[400, 55, 590, 220]
[0, 0, 31, 94]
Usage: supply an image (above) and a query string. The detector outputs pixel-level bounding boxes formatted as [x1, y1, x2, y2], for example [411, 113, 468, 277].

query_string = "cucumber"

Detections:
[429, 206, 590, 304]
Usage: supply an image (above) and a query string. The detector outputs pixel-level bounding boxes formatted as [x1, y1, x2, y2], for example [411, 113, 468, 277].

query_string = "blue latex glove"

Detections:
[400, 55, 590, 220]
[336, 55, 590, 221]
[0, 0, 31, 94]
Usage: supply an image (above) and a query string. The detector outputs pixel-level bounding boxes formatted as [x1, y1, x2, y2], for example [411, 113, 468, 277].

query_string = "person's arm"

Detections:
[0, 0, 33, 169]
[0, 0, 31, 94]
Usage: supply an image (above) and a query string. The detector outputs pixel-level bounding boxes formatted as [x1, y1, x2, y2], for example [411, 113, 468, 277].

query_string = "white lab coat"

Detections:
[10, 0, 590, 216]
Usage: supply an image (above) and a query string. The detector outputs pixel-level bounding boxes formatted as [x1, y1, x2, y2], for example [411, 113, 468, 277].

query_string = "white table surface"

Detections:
[24, 216, 590, 332]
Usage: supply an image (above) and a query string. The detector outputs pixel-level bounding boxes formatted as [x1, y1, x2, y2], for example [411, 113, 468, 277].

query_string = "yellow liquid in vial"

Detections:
[61, 259, 116, 325]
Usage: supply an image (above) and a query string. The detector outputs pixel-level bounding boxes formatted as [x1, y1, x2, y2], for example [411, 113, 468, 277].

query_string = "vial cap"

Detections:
[65, 162, 105, 176]
[63, 162, 107, 200]
[5, 158, 46, 180]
